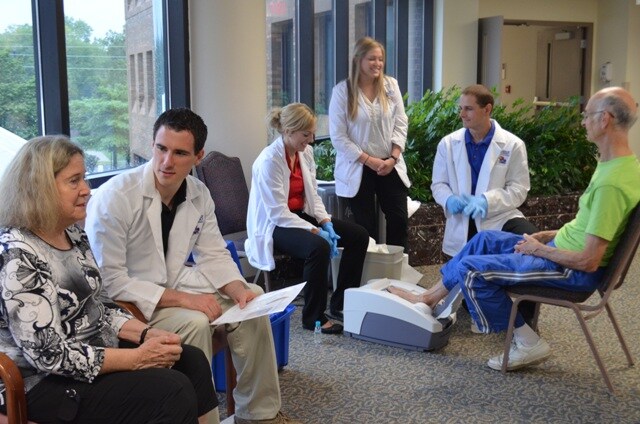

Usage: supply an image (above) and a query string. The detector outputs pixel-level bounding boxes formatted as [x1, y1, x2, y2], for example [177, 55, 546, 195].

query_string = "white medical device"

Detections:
[344, 279, 463, 351]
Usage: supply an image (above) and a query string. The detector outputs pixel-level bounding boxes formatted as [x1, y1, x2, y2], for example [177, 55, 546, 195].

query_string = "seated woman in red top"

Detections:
[246, 103, 369, 334]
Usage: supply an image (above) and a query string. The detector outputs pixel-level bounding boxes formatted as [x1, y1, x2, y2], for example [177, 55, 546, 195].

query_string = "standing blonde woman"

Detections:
[246, 103, 368, 333]
[329, 37, 410, 249]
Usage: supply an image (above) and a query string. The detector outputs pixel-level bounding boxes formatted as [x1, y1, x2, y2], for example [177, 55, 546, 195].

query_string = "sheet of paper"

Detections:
[211, 281, 306, 326]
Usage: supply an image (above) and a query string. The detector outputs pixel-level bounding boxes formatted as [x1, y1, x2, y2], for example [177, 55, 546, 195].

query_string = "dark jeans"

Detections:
[4, 344, 216, 424]
[273, 213, 368, 330]
[347, 167, 409, 249]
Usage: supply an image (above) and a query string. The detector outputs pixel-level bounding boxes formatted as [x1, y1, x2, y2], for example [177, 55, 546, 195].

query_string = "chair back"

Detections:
[195, 151, 249, 236]
[599, 203, 640, 296]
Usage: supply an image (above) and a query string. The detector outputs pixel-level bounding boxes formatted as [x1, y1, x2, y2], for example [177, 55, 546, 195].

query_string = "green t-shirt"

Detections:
[555, 155, 640, 266]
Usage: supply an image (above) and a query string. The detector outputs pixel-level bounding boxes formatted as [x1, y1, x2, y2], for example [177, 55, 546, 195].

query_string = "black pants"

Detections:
[273, 214, 369, 330]
[347, 167, 409, 249]
[8, 344, 216, 424]
[467, 217, 539, 241]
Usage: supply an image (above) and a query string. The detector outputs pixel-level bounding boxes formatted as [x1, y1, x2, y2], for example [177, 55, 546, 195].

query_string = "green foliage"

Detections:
[314, 86, 598, 203]
[0, 18, 129, 170]
[0, 24, 38, 139]
[492, 98, 597, 198]
[85, 154, 99, 173]
[313, 139, 336, 181]
[70, 83, 130, 168]
[404, 87, 463, 203]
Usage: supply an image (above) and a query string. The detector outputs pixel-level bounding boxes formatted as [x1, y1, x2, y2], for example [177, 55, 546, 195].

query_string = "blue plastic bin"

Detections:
[225, 239, 243, 274]
[186, 240, 242, 273]
[212, 304, 296, 392]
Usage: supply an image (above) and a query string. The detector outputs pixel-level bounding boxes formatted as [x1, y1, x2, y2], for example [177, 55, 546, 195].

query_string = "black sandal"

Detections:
[320, 322, 343, 334]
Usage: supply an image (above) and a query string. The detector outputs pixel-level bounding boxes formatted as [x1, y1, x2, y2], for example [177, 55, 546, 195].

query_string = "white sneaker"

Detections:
[470, 321, 483, 334]
[487, 338, 551, 371]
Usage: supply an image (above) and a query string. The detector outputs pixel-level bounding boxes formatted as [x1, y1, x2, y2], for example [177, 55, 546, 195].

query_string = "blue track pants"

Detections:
[440, 231, 605, 333]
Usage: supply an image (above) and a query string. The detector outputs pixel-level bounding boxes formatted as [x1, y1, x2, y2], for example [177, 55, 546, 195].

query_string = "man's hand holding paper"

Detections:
[211, 282, 306, 326]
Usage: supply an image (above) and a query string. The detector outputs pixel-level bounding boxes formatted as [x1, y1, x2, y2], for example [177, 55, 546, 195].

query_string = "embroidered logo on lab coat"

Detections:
[498, 150, 511, 165]
[193, 215, 204, 235]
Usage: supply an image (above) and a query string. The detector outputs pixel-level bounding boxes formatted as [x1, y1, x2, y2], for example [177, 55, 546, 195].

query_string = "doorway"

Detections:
[478, 17, 593, 108]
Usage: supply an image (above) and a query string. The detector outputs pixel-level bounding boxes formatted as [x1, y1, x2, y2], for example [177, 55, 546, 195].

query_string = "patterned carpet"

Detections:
[218, 253, 640, 423]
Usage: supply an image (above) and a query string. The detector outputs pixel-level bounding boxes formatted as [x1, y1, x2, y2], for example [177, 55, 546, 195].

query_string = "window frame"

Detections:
[30, 0, 190, 186]
[276, 0, 434, 119]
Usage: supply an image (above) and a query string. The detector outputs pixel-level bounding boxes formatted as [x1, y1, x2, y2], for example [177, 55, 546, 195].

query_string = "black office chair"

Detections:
[195, 151, 290, 292]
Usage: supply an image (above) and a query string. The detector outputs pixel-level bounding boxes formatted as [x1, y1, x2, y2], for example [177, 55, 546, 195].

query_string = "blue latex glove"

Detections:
[317, 228, 332, 246]
[445, 195, 467, 214]
[321, 222, 341, 242]
[462, 194, 488, 219]
[321, 222, 341, 258]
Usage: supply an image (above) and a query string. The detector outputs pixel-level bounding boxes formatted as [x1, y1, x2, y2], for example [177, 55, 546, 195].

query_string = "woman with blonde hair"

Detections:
[0, 136, 216, 423]
[246, 103, 368, 333]
[329, 37, 410, 249]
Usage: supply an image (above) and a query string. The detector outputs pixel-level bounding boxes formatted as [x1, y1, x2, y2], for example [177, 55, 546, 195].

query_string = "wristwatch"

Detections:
[390, 155, 399, 164]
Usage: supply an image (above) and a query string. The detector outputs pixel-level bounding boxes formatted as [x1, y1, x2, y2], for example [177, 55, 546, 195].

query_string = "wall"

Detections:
[435, 0, 599, 90]
[188, 0, 639, 183]
[433, 0, 479, 90]
[437, 0, 639, 153]
[627, 0, 640, 156]
[478, 0, 598, 22]
[500, 25, 540, 106]
[595, 0, 640, 155]
[189, 1, 267, 185]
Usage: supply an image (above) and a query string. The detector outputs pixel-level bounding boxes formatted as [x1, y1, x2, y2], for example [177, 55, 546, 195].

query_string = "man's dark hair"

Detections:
[462, 84, 495, 109]
[153, 108, 208, 153]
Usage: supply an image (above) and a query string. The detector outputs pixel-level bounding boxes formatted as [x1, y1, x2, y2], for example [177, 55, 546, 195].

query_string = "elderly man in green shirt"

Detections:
[390, 86, 639, 372]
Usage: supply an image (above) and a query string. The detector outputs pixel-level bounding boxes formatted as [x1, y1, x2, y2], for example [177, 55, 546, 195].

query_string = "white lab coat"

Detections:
[431, 120, 531, 256]
[85, 162, 246, 320]
[329, 77, 410, 197]
[245, 137, 330, 271]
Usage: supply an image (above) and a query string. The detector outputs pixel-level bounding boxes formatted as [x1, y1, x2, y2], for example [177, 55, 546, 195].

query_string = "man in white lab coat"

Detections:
[431, 84, 538, 258]
[85, 108, 299, 424]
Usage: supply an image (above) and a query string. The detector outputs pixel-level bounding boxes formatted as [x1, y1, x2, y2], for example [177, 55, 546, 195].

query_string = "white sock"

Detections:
[513, 323, 540, 347]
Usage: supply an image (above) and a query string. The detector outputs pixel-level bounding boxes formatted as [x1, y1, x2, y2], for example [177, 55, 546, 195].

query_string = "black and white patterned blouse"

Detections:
[0, 225, 132, 405]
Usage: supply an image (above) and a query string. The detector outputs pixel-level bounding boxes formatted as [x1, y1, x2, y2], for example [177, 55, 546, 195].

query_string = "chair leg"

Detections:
[264, 271, 272, 292]
[501, 299, 521, 373]
[604, 304, 635, 366]
[224, 346, 236, 416]
[530, 303, 541, 333]
[252, 270, 272, 292]
[571, 306, 615, 393]
[253, 270, 262, 286]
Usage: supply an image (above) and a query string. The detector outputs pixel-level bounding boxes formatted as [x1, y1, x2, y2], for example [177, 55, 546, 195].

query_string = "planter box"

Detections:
[406, 194, 580, 267]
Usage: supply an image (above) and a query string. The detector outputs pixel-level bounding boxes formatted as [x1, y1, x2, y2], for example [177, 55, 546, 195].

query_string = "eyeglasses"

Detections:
[581, 110, 614, 120]
[581, 110, 604, 119]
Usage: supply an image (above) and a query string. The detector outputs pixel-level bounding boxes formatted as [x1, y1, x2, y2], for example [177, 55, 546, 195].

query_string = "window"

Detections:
[407, 0, 426, 102]
[267, 0, 296, 115]
[385, 0, 396, 77]
[314, 1, 333, 136]
[265, 0, 434, 140]
[352, 1, 372, 43]
[0, 0, 187, 181]
[0, 0, 37, 140]
[65, 0, 165, 173]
